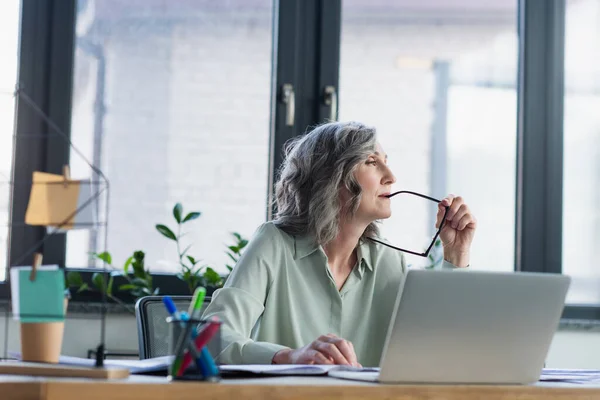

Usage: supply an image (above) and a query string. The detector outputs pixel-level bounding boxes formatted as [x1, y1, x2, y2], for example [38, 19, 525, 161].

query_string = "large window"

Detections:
[68, 0, 274, 274]
[339, 0, 518, 269]
[4, 0, 600, 320]
[0, 0, 21, 281]
[562, 0, 600, 304]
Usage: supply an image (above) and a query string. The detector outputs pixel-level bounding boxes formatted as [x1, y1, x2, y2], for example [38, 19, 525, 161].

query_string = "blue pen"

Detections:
[191, 325, 219, 377]
[200, 346, 219, 377]
[163, 296, 192, 376]
[181, 312, 209, 377]
[163, 296, 183, 323]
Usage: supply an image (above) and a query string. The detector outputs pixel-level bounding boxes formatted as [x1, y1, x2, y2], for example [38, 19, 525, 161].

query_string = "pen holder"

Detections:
[166, 316, 222, 381]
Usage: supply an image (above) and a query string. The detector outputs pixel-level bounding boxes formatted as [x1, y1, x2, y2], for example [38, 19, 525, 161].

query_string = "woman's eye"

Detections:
[367, 160, 377, 165]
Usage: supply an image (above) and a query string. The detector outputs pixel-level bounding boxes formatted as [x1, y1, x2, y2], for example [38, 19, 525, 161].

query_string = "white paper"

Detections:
[219, 364, 336, 375]
[219, 364, 380, 376]
[540, 369, 600, 383]
[57, 355, 174, 374]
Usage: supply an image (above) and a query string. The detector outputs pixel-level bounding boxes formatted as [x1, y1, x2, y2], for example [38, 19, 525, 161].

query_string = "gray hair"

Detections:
[273, 121, 380, 244]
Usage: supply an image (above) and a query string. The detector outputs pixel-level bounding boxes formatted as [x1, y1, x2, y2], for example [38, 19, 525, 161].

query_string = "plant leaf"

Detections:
[152, 287, 160, 295]
[181, 244, 193, 257]
[155, 224, 177, 240]
[118, 284, 136, 291]
[203, 267, 222, 286]
[186, 255, 197, 266]
[132, 265, 145, 279]
[76, 283, 89, 293]
[182, 212, 201, 223]
[173, 203, 183, 223]
[131, 277, 151, 287]
[226, 265, 233, 272]
[228, 245, 239, 253]
[92, 272, 105, 292]
[192, 264, 206, 274]
[93, 251, 112, 265]
[66, 271, 83, 287]
[107, 276, 114, 296]
[123, 256, 133, 274]
[239, 240, 248, 249]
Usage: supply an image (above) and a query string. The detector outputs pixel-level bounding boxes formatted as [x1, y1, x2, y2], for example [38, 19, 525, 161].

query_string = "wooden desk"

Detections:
[3, 374, 600, 400]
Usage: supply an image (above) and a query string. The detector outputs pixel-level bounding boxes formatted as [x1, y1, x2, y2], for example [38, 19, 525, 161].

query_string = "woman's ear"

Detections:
[338, 186, 350, 203]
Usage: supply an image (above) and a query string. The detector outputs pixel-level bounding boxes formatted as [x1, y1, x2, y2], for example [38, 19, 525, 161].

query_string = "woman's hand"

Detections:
[436, 195, 477, 268]
[272, 334, 361, 366]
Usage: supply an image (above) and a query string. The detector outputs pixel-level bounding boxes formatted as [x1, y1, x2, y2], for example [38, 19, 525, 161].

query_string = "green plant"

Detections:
[225, 232, 248, 273]
[423, 239, 443, 269]
[156, 203, 221, 293]
[65, 250, 158, 311]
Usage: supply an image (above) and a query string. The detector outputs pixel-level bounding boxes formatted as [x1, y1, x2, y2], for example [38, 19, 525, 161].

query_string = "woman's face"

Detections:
[351, 142, 396, 223]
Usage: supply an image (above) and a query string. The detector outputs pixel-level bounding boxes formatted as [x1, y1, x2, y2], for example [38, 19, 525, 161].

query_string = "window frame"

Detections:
[2, 0, 599, 321]
[515, 0, 593, 320]
[3, 0, 75, 297]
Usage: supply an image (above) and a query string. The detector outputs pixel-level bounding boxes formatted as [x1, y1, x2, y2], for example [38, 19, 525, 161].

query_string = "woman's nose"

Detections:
[383, 165, 396, 185]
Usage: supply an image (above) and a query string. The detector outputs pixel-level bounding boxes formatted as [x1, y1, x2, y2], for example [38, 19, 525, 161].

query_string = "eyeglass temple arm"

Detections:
[386, 190, 442, 203]
[367, 237, 428, 257]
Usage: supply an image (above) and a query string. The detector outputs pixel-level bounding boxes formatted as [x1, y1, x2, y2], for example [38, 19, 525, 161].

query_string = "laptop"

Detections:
[328, 269, 570, 384]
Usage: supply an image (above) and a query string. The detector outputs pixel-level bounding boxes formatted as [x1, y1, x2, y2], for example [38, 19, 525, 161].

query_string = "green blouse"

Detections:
[202, 222, 457, 367]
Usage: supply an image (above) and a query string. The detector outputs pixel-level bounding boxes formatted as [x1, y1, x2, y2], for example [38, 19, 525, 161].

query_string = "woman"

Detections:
[202, 121, 476, 367]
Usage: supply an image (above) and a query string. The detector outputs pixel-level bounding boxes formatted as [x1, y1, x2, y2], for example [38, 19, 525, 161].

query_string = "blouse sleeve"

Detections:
[201, 223, 288, 364]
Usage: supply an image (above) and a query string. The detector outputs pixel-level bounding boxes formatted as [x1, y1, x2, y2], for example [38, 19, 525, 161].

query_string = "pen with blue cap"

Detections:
[163, 296, 194, 376]
[180, 311, 209, 377]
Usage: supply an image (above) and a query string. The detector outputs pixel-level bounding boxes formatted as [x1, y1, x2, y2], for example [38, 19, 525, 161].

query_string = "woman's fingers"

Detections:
[320, 334, 359, 366]
[306, 349, 334, 365]
[346, 339, 361, 367]
[331, 337, 359, 366]
[315, 341, 351, 365]
[437, 194, 455, 229]
[291, 334, 362, 366]
[449, 204, 469, 229]
[457, 213, 477, 231]
[445, 196, 463, 222]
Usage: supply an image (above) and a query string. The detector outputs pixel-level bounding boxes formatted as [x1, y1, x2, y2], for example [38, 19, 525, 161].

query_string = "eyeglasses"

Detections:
[366, 190, 449, 257]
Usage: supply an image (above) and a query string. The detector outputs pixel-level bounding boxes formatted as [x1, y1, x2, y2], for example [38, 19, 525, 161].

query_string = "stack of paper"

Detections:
[220, 365, 600, 384]
[219, 364, 380, 377]
[540, 369, 600, 384]
[10, 265, 65, 323]
[219, 364, 335, 376]
[58, 355, 174, 374]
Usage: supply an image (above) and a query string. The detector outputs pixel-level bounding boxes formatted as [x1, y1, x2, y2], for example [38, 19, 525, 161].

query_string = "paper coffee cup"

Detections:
[20, 298, 68, 363]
